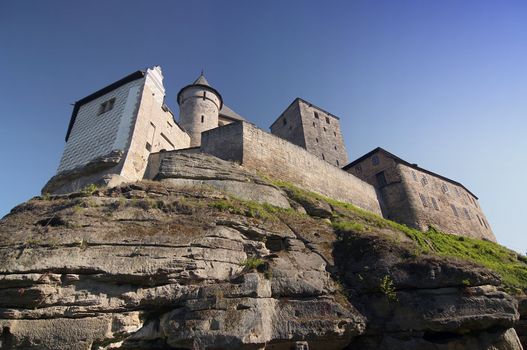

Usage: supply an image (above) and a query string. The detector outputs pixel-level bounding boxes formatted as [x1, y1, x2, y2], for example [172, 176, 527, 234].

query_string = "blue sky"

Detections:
[1, 0, 526, 252]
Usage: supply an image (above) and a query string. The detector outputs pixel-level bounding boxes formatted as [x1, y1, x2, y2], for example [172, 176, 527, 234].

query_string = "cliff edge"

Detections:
[0, 153, 525, 350]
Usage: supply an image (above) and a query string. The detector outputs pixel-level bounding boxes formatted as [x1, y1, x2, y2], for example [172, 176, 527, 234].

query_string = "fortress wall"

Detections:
[201, 122, 382, 215]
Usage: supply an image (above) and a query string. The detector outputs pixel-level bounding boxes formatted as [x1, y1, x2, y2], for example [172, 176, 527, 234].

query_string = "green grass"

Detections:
[208, 197, 294, 221]
[241, 257, 265, 270]
[270, 179, 527, 290]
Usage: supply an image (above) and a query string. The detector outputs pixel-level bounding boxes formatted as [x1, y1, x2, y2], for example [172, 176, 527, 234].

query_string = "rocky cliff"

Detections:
[0, 153, 526, 350]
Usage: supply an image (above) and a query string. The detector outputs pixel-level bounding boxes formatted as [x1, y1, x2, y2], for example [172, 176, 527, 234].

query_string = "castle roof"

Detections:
[344, 147, 479, 199]
[65, 70, 145, 142]
[219, 104, 245, 121]
[177, 73, 223, 109]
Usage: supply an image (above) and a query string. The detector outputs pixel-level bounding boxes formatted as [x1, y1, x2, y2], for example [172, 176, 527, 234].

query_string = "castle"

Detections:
[43, 66, 495, 242]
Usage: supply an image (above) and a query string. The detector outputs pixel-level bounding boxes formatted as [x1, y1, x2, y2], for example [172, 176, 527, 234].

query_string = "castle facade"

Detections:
[43, 66, 495, 242]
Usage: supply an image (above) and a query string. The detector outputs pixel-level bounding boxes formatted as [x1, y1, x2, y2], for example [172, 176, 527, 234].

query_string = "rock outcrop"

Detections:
[0, 153, 523, 349]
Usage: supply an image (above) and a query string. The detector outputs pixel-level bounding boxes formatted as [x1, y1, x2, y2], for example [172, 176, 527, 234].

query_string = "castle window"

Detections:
[336, 160, 340, 166]
[483, 219, 489, 229]
[98, 97, 115, 115]
[145, 142, 152, 152]
[372, 155, 379, 166]
[323, 127, 327, 132]
[283, 118, 287, 126]
[334, 145, 337, 150]
[463, 208, 471, 220]
[322, 153, 325, 160]
[451, 204, 459, 217]
[419, 193, 429, 207]
[412, 171, 418, 181]
[316, 138, 319, 143]
[421, 175, 428, 186]
[334, 131, 337, 136]
[203, 91, 206, 100]
[431, 197, 440, 210]
[326, 117, 330, 124]
[314, 112, 319, 119]
[313, 122, 316, 127]
[376, 171, 387, 187]
[441, 184, 449, 194]
[476, 214, 483, 226]
[167, 121, 172, 128]
[201, 115, 204, 123]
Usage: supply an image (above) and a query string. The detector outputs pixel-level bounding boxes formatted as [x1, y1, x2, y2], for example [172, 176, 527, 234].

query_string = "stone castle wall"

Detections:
[347, 150, 496, 241]
[201, 122, 382, 215]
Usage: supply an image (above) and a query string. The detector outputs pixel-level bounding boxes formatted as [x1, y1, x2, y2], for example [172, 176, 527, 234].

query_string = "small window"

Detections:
[441, 184, 449, 194]
[98, 97, 116, 115]
[336, 159, 340, 166]
[451, 204, 459, 217]
[201, 115, 204, 123]
[334, 145, 337, 150]
[483, 219, 488, 229]
[145, 142, 152, 152]
[334, 131, 337, 136]
[325, 117, 330, 124]
[376, 171, 387, 187]
[314, 112, 319, 119]
[316, 138, 319, 143]
[323, 127, 327, 132]
[202, 91, 206, 100]
[322, 153, 325, 160]
[463, 208, 471, 220]
[412, 171, 418, 181]
[313, 122, 316, 127]
[421, 176, 428, 186]
[372, 155, 379, 166]
[476, 214, 483, 226]
[167, 121, 173, 128]
[431, 197, 439, 210]
[419, 193, 428, 208]
[283, 118, 287, 126]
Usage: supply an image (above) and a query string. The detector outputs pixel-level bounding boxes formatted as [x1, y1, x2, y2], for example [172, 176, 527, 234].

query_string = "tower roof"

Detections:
[177, 72, 223, 109]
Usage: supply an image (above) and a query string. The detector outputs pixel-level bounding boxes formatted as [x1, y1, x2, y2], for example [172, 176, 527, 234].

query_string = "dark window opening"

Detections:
[336, 159, 340, 166]
[325, 117, 330, 124]
[98, 97, 116, 115]
[441, 184, 449, 194]
[483, 220, 489, 229]
[419, 193, 428, 207]
[376, 171, 387, 187]
[334, 145, 337, 150]
[421, 176, 428, 186]
[323, 127, 327, 132]
[322, 153, 325, 160]
[476, 215, 483, 226]
[431, 197, 439, 210]
[316, 138, 319, 143]
[334, 131, 337, 136]
[145, 142, 152, 152]
[372, 155, 380, 166]
[314, 112, 319, 119]
[451, 204, 459, 217]
[464, 208, 471, 220]
[283, 118, 287, 126]
[313, 122, 315, 127]
[202, 91, 206, 100]
[201, 115, 204, 123]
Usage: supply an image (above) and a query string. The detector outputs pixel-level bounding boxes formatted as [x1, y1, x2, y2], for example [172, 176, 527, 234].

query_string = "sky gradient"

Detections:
[1, 1, 526, 252]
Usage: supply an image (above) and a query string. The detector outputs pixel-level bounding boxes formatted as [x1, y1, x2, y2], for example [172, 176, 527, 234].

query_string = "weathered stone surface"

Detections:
[0, 175, 523, 349]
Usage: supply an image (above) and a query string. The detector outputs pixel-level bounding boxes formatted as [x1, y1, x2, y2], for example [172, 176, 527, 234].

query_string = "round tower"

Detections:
[177, 73, 223, 147]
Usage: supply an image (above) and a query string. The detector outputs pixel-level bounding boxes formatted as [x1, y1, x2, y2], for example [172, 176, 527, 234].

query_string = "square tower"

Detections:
[270, 98, 348, 167]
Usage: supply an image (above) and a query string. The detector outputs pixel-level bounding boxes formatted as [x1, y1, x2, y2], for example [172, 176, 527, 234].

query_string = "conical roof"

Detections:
[177, 72, 223, 109]
[193, 74, 210, 86]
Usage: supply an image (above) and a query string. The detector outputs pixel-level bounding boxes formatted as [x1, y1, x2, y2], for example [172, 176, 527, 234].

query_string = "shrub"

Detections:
[241, 257, 265, 270]
[380, 275, 398, 302]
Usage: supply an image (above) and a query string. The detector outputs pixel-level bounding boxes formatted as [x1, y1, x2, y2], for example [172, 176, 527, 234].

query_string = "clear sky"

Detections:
[1, 1, 526, 253]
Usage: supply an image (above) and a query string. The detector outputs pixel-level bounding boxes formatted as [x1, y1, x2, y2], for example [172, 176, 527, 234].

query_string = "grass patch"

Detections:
[81, 184, 98, 196]
[241, 257, 265, 270]
[270, 179, 527, 290]
[208, 197, 290, 221]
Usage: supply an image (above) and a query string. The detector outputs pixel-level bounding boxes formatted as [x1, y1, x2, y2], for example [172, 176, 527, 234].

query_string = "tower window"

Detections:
[372, 155, 380, 166]
[201, 115, 204, 123]
[202, 91, 206, 100]
[145, 142, 152, 152]
[334, 131, 336, 136]
[441, 184, 449, 194]
[283, 118, 287, 126]
[431, 197, 439, 210]
[98, 97, 116, 115]
[419, 193, 428, 207]
[334, 145, 337, 150]
[421, 175, 428, 186]
[336, 159, 340, 166]
[315, 138, 319, 143]
[323, 127, 327, 132]
[313, 122, 316, 127]
[376, 171, 387, 187]
[314, 112, 319, 119]
[451, 204, 459, 217]
[326, 117, 330, 124]
[322, 153, 325, 160]
[463, 208, 471, 220]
